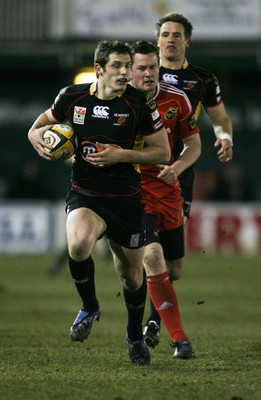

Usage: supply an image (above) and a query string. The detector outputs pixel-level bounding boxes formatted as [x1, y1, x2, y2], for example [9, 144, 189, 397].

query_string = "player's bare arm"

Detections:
[157, 133, 201, 185]
[28, 109, 59, 160]
[206, 103, 233, 163]
[85, 127, 170, 167]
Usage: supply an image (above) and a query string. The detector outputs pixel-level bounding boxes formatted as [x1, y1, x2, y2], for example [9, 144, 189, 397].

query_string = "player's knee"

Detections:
[167, 260, 183, 281]
[125, 280, 141, 292]
[121, 269, 143, 292]
[168, 269, 181, 281]
[143, 245, 164, 275]
[68, 238, 92, 261]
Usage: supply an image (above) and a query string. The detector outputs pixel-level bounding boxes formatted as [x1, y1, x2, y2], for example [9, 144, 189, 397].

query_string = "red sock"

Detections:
[146, 271, 188, 343]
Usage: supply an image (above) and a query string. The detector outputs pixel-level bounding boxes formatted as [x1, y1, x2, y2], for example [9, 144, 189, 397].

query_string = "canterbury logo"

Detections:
[162, 73, 178, 84]
[93, 105, 109, 117]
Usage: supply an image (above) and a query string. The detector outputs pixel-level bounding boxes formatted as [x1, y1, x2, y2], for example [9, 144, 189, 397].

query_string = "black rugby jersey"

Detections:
[51, 81, 164, 197]
[160, 61, 221, 119]
[159, 61, 222, 205]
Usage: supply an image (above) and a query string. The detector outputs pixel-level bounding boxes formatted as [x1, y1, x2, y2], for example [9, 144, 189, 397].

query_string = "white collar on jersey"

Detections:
[152, 83, 161, 100]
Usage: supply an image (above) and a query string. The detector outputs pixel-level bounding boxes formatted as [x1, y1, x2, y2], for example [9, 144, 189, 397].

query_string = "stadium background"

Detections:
[0, 0, 260, 254]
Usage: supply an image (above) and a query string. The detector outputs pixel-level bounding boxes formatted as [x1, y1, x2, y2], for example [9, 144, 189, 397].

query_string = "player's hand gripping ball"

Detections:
[81, 141, 121, 161]
[81, 141, 106, 159]
[43, 124, 78, 160]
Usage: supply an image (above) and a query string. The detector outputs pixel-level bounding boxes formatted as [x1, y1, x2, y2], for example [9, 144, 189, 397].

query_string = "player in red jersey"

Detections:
[130, 41, 201, 358]
[143, 12, 233, 347]
[28, 40, 170, 366]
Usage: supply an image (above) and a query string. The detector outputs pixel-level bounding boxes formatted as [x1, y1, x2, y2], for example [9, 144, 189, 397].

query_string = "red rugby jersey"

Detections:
[141, 82, 200, 200]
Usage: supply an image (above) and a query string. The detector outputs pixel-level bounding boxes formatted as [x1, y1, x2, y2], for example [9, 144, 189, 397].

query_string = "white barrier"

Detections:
[0, 201, 260, 254]
[186, 202, 261, 254]
[0, 201, 66, 253]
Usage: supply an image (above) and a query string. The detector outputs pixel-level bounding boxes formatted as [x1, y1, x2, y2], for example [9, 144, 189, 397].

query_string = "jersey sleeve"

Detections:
[202, 72, 222, 108]
[50, 86, 69, 122]
[140, 95, 165, 136]
[179, 96, 200, 138]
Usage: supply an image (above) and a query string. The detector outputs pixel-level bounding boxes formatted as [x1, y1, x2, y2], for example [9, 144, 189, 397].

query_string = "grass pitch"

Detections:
[0, 252, 260, 400]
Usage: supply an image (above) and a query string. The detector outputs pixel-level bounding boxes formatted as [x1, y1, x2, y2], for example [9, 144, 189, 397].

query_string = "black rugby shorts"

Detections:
[66, 190, 146, 249]
[145, 213, 185, 260]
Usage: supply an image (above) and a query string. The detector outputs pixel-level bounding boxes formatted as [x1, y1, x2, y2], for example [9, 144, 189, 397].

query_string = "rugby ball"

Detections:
[43, 124, 78, 160]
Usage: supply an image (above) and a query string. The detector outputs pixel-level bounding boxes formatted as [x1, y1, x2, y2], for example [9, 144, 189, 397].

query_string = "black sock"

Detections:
[146, 299, 161, 327]
[68, 255, 99, 313]
[123, 275, 147, 341]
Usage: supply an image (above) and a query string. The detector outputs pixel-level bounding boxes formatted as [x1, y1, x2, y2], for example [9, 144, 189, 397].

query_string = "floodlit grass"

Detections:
[0, 252, 260, 400]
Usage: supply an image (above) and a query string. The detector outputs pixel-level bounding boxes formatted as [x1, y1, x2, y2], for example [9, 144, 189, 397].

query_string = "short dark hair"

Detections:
[155, 12, 193, 40]
[94, 40, 132, 68]
[131, 41, 159, 63]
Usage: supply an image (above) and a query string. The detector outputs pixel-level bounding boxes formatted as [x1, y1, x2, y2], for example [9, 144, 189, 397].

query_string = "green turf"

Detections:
[0, 252, 260, 400]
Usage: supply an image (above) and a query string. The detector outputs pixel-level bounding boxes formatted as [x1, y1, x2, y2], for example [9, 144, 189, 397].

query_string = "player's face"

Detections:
[131, 53, 159, 97]
[157, 21, 189, 63]
[100, 53, 132, 94]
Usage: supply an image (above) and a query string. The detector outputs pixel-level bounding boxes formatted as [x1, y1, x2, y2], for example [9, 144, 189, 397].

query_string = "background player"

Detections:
[143, 12, 233, 346]
[130, 41, 201, 358]
[156, 11, 233, 226]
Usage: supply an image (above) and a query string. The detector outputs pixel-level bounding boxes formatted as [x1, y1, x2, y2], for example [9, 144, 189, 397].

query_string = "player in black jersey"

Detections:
[156, 12, 233, 227]
[157, 13, 233, 272]
[28, 40, 170, 366]
[143, 12, 233, 346]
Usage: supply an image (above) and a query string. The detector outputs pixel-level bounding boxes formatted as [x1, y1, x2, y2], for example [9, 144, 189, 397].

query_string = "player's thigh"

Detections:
[66, 207, 106, 249]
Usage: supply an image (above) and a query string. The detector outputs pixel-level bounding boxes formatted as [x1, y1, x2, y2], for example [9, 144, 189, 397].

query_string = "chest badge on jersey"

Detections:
[73, 106, 87, 125]
[165, 108, 177, 120]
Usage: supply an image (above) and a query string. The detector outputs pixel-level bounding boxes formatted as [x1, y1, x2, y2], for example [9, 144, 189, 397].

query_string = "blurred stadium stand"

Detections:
[0, 0, 260, 200]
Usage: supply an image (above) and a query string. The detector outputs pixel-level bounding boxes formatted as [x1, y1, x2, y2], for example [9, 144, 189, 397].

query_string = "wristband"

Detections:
[215, 132, 233, 145]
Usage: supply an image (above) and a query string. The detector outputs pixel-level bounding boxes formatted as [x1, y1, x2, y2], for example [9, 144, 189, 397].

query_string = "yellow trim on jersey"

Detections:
[194, 101, 202, 121]
[133, 134, 144, 173]
[90, 81, 96, 95]
[182, 58, 189, 69]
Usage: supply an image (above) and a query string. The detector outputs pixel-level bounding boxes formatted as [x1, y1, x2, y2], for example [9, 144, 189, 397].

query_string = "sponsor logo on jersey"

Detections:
[187, 82, 195, 89]
[188, 115, 197, 130]
[92, 105, 109, 119]
[184, 80, 197, 90]
[129, 233, 140, 247]
[81, 141, 100, 160]
[165, 107, 177, 120]
[162, 73, 179, 84]
[114, 113, 129, 118]
[151, 109, 160, 121]
[113, 112, 129, 126]
[73, 106, 86, 124]
[154, 120, 163, 130]
[117, 116, 126, 124]
[146, 95, 157, 111]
